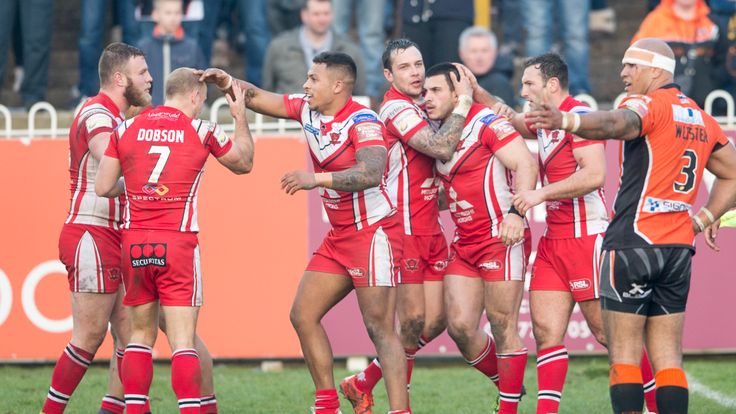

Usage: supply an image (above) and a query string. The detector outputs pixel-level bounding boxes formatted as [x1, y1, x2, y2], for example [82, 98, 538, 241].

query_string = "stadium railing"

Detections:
[1, 92, 735, 139]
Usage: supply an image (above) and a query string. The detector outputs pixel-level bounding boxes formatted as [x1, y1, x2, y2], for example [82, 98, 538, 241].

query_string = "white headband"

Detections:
[621, 46, 676, 74]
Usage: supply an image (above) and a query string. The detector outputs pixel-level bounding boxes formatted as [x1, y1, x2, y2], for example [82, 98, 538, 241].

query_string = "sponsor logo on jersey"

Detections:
[304, 123, 320, 136]
[142, 183, 170, 196]
[490, 120, 517, 141]
[621, 97, 650, 119]
[347, 267, 366, 278]
[352, 113, 379, 124]
[479, 260, 502, 271]
[146, 111, 181, 121]
[85, 113, 113, 131]
[672, 105, 704, 126]
[393, 109, 423, 135]
[404, 258, 419, 271]
[569, 279, 591, 291]
[448, 186, 474, 222]
[643, 197, 691, 213]
[355, 122, 383, 143]
[130, 243, 167, 268]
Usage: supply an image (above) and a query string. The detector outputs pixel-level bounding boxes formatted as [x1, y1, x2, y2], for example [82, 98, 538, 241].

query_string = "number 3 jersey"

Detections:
[104, 106, 232, 232]
[608, 84, 730, 249]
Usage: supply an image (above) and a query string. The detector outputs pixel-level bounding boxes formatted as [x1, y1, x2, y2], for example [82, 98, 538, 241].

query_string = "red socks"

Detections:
[42, 343, 94, 414]
[122, 344, 153, 414]
[357, 358, 383, 392]
[465, 334, 500, 387]
[641, 350, 658, 413]
[171, 348, 202, 413]
[314, 388, 340, 412]
[535, 345, 568, 414]
[201, 393, 218, 413]
[497, 348, 528, 414]
[100, 394, 125, 414]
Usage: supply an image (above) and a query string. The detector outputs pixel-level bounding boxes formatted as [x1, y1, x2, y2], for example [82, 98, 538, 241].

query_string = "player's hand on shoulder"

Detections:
[226, 81, 247, 120]
[499, 213, 525, 246]
[281, 170, 318, 195]
[512, 189, 543, 216]
[492, 102, 515, 119]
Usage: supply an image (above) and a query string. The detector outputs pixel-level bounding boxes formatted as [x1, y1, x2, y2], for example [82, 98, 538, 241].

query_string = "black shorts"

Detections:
[600, 247, 692, 316]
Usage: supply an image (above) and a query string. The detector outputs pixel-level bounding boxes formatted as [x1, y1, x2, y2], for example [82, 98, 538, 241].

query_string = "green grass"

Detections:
[2, 356, 735, 413]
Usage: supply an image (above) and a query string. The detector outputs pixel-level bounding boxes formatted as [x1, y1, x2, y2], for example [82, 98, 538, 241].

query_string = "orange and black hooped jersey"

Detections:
[604, 84, 730, 250]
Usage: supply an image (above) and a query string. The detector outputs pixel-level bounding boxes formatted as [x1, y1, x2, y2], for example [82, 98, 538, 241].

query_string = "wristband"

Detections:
[218, 75, 233, 91]
[452, 95, 473, 117]
[692, 214, 706, 233]
[314, 172, 333, 188]
[508, 205, 523, 217]
[560, 112, 569, 130]
[570, 112, 581, 133]
[700, 207, 715, 224]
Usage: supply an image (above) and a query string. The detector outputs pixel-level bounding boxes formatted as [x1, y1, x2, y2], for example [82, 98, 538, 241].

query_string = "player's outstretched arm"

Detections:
[513, 141, 605, 213]
[527, 104, 642, 141]
[217, 82, 255, 174]
[695, 141, 736, 250]
[95, 155, 123, 198]
[196, 68, 288, 119]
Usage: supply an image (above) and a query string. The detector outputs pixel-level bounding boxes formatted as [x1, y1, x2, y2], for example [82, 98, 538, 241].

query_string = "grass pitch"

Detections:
[2, 355, 734, 413]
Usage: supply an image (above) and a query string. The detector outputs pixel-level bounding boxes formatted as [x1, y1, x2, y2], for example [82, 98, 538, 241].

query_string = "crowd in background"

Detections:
[1, 0, 736, 112]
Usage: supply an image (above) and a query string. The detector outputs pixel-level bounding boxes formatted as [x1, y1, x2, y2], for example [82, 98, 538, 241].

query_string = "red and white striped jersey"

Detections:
[284, 94, 394, 232]
[380, 86, 442, 236]
[105, 106, 232, 232]
[528, 96, 608, 238]
[65, 93, 125, 229]
[436, 104, 524, 241]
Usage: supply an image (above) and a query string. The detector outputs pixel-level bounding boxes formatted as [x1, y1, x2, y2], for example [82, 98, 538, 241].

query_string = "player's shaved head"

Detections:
[165, 67, 204, 98]
[631, 38, 675, 60]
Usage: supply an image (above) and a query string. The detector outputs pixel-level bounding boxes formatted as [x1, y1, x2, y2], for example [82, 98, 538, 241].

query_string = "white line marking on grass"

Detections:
[688, 374, 736, 408]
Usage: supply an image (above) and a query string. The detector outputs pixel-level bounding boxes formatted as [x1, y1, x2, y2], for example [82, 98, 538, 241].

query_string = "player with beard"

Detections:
[423, 63, 538, 414]
[339, 39, 483, 414]
[43, 43, 152, 414]
[197, 52, 410, 414]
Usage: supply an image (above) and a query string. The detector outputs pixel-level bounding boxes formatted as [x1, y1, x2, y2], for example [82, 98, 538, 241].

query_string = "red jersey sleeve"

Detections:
[385, 104, 428, 144]
[283, 94, 307, 123]
[481, 115, 520, 153]
[104, 131, 120, 159]
[82, 111, 116, 142]
[203, 121, 234, 157]
[349, 113, 386, 150]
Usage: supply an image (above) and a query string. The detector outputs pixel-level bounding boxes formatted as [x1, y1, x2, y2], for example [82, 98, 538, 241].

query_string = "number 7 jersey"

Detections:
[104, 106, 232, 232]
[607, 85, 730, 249]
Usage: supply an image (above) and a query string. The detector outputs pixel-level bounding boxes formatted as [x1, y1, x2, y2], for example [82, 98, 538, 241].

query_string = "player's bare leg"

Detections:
[99, 293, 130, 414]
[43, 293, 117, 414]
[485, 281, 526, 414]
[530, 290, 575, 414]
[397, 283, 425, 394]
[602, 309, 647, 414]
[290, 271, 353, 412]
[355, 285, 408, 411]
[580, 299, 658, 413]
[422, 280, 447, 343]
[444, 274, 502, 389]
[121, 302, 159, 414]
[645, 313, 687, 414]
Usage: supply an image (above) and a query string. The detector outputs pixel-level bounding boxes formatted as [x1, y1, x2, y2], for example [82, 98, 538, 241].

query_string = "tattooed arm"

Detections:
[527, 104, 643, 141]
[407, 115, 466, 161]
[196, 68, 288, 119]
[281, 145, 388, 194]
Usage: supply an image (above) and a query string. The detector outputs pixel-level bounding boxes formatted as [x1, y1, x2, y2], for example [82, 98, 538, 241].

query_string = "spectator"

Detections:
[710, 0, 736, 111]
[75, 0, 140, 104]
[0, 0, 53, 109]
[522, 0, 593, 95]
[458, 26, 516, 105]
[400, 0, 473, 69]
[267, 0, 303, 35]
[332, 0, 386, 99]
[237, 0, 271, 86]
[590, 0, 616, 36]
[632, 0, 720, 107]
[137, 0, 207, 106]
[262, 0, 365, 94]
